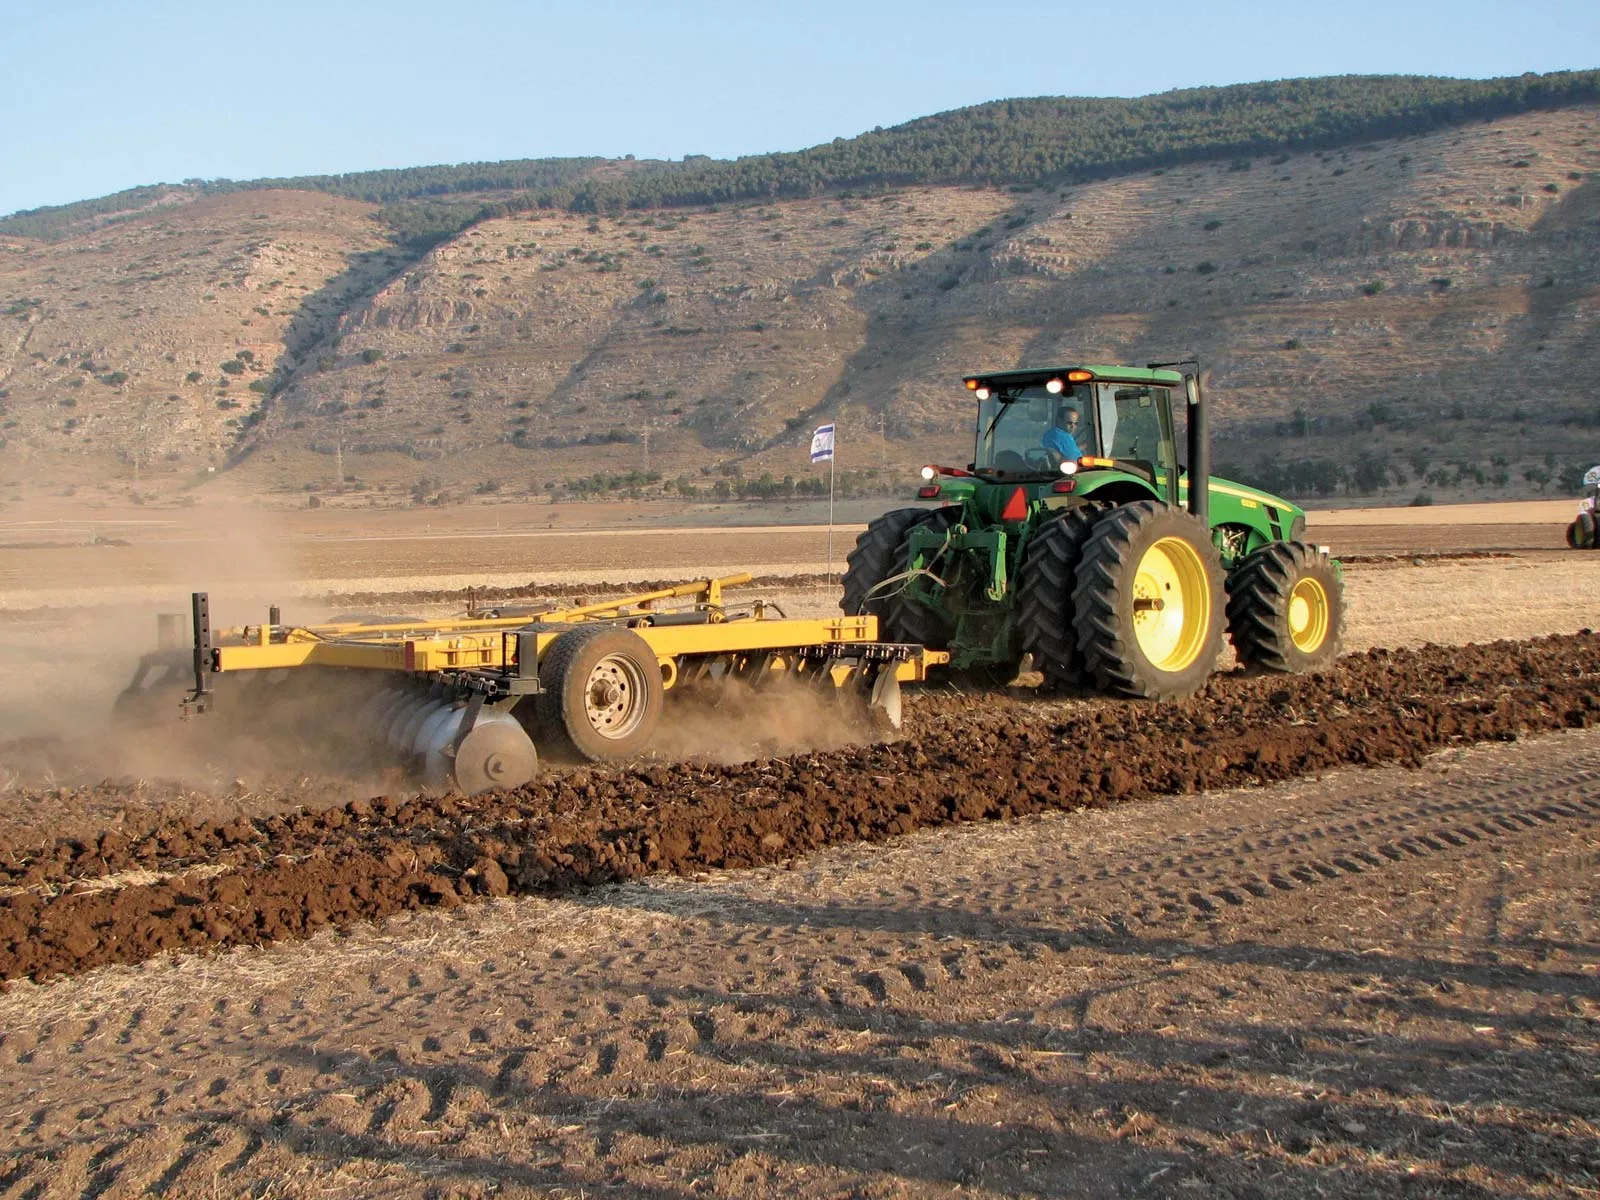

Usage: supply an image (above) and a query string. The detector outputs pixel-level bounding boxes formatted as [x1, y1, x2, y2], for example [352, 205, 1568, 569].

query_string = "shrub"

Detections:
[1203, 219, 1223, 231]
[360, 348, 384, 363]
[220, 359, 246, 375]
[1283, 338, 1301, 350]
[1195, 261, 1216, 275]
[1410, 491, 1433, 506]
[1361, 280, 1385, 296]
[100, 371, 128, 386]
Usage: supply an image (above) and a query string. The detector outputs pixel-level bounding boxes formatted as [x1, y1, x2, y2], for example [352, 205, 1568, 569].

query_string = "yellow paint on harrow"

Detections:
[124, 574, 946, 793]
[207, 573, 947, 686]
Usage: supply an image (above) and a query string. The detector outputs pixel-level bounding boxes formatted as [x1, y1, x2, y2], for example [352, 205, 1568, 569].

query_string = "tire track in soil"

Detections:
[1, 632, 1599, 984]
[1, 735, 1593, 1199]
[656, 757, 1600, 967]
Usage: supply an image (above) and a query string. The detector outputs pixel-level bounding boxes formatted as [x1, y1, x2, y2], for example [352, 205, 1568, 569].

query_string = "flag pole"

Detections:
[810, 421, 837, 586]
[827, 438, 836, 586]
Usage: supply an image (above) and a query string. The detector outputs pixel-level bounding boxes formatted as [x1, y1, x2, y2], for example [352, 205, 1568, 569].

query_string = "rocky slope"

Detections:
[1, 106, 1596, 505]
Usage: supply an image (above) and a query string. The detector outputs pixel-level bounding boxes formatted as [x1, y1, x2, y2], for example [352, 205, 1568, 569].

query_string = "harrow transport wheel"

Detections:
[1072, 501, 1225, 700]
[1226, 541, 1345, 673]
[1016, 501, 1111, 688]
[536, 625, 665, 761]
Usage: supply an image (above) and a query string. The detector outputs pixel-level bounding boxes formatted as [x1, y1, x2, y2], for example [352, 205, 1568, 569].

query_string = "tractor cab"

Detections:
[969, 370, 1180, 506]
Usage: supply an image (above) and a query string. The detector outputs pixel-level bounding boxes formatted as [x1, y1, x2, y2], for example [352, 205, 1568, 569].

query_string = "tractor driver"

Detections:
[1041, 405, 1085, 464]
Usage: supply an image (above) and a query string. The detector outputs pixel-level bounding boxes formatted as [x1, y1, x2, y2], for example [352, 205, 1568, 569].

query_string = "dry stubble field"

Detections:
[0, 499, 1596, 1199]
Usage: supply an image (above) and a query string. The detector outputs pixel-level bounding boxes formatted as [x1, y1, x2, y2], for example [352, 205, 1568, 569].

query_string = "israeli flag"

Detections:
[810, 423, 836, 463]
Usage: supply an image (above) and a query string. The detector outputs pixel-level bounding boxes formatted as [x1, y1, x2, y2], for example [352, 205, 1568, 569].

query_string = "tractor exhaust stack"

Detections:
[1185, 371, 1208, 526]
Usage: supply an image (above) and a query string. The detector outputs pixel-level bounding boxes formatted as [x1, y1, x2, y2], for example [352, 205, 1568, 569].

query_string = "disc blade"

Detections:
[869, 670, 903, 730]
[451, 721, 539, 794]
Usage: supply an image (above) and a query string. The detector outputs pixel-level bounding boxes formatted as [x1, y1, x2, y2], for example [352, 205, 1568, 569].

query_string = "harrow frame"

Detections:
[126, 574, 947, 792]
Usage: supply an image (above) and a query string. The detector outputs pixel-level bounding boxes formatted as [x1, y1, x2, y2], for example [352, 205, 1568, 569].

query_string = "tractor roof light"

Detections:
[974, 386, 990, 401]
[1066, 369, 1094, 383]
[1059, 460, 1078, 475]
[964, 378, 979, 390]
[1045, 377, 1064, 394]
[919, 465, 937, 480]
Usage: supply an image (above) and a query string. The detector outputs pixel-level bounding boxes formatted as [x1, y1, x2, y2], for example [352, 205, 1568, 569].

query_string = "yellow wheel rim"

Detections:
[1131, 536, 1211, 672]
[1287, 577, 1330, 653]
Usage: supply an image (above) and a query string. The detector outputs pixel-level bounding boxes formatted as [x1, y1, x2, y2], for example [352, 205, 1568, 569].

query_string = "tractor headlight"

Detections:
[1059, 460, 1078, 475]
[920, 465, 937, 481]
[1045, 378, 1064, 394]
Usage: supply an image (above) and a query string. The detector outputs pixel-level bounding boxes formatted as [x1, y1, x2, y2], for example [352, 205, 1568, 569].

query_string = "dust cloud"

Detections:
[0, 497, 388, 798]
[647, 675, 890, 766]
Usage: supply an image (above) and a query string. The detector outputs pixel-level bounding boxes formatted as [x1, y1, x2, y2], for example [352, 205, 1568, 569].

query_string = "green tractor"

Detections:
[842, 363, 1344, 700]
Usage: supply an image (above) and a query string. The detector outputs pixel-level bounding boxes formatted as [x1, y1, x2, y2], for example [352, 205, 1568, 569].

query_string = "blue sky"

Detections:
[1, 0, 1595, 217]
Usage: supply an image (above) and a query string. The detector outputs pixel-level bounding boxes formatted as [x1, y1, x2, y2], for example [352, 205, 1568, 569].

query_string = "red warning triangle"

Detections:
[1001, 486, 1028, 522]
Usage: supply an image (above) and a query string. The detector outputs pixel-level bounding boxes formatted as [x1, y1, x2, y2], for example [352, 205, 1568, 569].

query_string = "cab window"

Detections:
[1096, 384, 1169, 467]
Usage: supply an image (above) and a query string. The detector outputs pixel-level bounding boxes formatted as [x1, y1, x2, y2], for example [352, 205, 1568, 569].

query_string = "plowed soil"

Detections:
[0, 715, 1595, 1197]
[0, 508, 1596, 1197]
[3, 633, 1598, 988]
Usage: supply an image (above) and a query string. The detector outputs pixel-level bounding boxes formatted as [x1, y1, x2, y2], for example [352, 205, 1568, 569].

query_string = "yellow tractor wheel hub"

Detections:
[1287, 577, 1330, 652]
[1130, 536, 1211, 672]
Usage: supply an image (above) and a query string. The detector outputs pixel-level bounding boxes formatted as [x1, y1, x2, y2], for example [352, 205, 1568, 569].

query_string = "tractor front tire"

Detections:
[1226, 541, 1344, 673]
[1567, 513, 1596, 550]
[1072, 501, 1225, 700]
[1016, 502, 1111, 688]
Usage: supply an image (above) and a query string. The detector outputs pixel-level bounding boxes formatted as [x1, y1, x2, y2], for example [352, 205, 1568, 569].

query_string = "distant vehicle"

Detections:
[1565, 466, 1600, 549]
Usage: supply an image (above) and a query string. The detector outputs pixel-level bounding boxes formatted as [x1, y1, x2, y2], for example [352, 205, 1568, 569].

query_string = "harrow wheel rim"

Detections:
[584, 653, 650, 740]
[1131, 535, 1211, 672]
[1288, 576, 1330, 652]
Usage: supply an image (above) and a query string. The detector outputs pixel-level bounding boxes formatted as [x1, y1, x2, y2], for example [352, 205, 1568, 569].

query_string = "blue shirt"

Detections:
[1042, 425, 1083, 462]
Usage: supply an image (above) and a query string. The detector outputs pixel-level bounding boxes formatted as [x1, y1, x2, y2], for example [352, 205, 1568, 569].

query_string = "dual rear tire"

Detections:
[1068, 502, 1227, 700]
[841, 506, 961, 645]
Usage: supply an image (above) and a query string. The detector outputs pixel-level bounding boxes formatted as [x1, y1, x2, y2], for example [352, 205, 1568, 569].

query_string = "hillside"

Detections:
[0, 102, 1597, 507]
[6, 71, 1596, 242]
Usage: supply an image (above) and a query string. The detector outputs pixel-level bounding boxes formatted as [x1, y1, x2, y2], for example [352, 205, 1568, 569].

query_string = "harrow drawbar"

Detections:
[119, 574, 946, 793]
